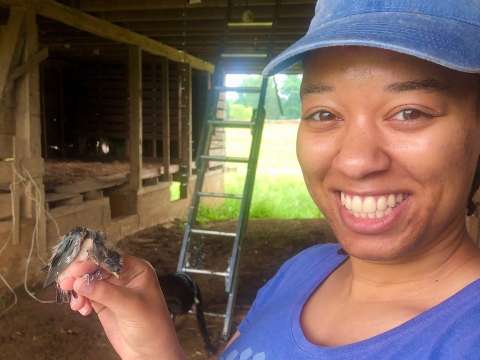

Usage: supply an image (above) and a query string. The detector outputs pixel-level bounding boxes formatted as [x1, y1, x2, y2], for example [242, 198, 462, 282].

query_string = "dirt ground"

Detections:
[0, 218, 335, 360]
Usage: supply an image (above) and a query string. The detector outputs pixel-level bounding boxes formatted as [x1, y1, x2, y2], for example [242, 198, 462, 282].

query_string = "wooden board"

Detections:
[0, 0, 214, 73]
[0, 192, 11, 218]
[0, 134, 12, 158]
[0, 160, 12, 184]
[51, 177, 127, 194]
[128, 45, 142, 191]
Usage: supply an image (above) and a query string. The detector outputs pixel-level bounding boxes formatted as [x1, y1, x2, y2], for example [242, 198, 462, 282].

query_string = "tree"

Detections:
[280, 75, 302, 119]
[226, 74, 302, 121]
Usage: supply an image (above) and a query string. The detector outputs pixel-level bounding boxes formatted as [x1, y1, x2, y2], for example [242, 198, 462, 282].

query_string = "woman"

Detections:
[59, 0, 480, 359]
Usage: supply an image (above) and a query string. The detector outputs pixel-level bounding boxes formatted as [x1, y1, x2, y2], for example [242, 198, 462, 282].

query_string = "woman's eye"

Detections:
[391, 109, 432, 121]
[304, 110, 338, 121]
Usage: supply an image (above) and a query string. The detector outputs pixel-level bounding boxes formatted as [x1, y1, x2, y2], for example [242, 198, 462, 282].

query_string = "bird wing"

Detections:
[43, 228, 85, 288]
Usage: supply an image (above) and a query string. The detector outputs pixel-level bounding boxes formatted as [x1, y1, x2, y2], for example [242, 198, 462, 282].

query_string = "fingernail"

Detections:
[79, 307, 90, 316]
[74, 275, 94, 295]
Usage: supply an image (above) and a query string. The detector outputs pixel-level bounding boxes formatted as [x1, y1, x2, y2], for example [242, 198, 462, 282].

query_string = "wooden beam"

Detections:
[0, 7, 24, 102]
[0, 134, 12, 158]
[0, 192, 11, 219]
[161, 57, 171, 181]
[79, 0, 226, 12]
[0, 0, 21, 5]
[96, 5, 314, 23]
[78, 0, 316, 12]
[0, 161, 12, 183]
[0, 0, 214, 73]
[128, 45, 143, 192]
[8, 47, 48, 83]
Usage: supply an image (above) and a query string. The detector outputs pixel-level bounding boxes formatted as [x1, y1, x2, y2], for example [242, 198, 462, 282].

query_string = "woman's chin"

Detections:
[337, 234, 420, 262]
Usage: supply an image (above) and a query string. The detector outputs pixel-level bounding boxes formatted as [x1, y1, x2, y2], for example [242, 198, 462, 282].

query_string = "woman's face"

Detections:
[298, 47, 480, 261]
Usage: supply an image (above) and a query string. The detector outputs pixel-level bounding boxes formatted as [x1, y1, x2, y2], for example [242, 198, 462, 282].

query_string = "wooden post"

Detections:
[151, 62, 158, 159]
[179, 63, 192, 199]
[12, 6, 46, 250]
[128, 45, 143, 192]
[0, 7, 24, 102]
[161, 57, 171, 181]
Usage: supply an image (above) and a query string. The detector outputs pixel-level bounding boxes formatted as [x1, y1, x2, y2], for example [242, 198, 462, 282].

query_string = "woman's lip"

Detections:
[337, 193, 410, 235]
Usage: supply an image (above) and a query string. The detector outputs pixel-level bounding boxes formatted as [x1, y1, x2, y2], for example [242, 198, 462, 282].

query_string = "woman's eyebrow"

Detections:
[385, 78, 451, 93]
[300, 82, 334, 98]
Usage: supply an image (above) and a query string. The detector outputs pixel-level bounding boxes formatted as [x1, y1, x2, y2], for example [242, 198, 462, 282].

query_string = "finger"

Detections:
[73, 274, 141, 316]
[59, 261, 99, 280]
[59, 276, 75, 291]
[91, 300, 106, 315]
[78, 302, 93, 316]
[70, 294, 86, 311]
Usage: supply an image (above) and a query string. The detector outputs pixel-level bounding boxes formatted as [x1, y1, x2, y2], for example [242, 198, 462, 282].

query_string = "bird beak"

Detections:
[112, 272, 120, 279]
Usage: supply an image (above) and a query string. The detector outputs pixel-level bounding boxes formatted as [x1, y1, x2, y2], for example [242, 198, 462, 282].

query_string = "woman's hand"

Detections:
[59, 255, 186, 360]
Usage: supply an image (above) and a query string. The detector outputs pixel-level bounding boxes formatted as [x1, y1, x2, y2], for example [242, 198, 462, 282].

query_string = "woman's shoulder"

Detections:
[251, 242, 344, 300]
[236, 242, 344, 335]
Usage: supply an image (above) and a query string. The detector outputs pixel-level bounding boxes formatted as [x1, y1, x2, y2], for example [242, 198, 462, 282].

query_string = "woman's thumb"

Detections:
[73, 276, 136, 315]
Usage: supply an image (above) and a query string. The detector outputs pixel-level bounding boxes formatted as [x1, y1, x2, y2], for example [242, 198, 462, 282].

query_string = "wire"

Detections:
[10, 165, 55, 304]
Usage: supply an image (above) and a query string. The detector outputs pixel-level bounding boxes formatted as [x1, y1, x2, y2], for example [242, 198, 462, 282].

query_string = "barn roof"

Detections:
[1, 0, 315, 73]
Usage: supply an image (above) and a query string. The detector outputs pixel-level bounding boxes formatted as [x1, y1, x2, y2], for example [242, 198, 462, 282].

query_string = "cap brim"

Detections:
[263, 12, 480, 76]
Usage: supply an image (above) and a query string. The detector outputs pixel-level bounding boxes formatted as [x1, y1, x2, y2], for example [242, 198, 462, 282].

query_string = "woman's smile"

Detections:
[337, 191, 411, 234]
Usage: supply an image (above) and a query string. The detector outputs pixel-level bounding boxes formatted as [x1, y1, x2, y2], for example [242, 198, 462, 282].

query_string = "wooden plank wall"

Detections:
[143, 58, 168, 159]
[40, 56, 224, 174]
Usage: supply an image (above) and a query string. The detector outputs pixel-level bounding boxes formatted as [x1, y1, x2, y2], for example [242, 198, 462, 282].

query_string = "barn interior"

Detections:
[0, 0, 316, 310]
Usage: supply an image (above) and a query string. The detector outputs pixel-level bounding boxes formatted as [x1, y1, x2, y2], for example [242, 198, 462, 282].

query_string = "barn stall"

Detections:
[0, 1, 224, 294]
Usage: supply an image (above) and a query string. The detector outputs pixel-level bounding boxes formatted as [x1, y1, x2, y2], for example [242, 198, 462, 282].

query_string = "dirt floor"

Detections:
[0, 218, 336, 360]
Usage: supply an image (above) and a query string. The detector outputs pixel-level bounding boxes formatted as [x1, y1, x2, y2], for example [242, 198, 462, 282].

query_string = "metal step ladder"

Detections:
[177, 75, 269, 339]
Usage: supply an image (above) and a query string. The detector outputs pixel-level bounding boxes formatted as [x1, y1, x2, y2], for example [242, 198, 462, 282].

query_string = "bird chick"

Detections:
[43, 226, 123, 303]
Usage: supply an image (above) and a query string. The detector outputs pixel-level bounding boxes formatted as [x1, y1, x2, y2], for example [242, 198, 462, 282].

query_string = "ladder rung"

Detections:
[209, 120, 255, 128]
[198, 191, 243, 200]
[201, 155, 249, 163]
[182, 267, 229, 277]
[191, 229, 237, 237]
[203, 311, 226, 318]
[215, 86, 261, 93]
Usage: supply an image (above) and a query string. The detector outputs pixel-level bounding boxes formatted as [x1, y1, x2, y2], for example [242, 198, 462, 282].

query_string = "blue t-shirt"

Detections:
[220, 243, 480, 360]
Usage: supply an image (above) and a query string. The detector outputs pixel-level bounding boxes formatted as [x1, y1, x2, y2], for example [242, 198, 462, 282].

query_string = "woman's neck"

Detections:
[343, 226, 480, 302]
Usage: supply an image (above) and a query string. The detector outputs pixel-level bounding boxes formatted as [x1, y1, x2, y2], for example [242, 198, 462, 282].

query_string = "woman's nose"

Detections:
[331, 123, 391, 180]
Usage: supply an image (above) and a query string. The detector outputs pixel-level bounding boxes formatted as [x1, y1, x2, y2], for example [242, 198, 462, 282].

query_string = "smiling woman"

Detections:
[57, 1, 480, 359]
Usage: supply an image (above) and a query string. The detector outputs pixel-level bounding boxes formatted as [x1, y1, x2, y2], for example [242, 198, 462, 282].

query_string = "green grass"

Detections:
[196, 121, 322, 222]
[170, 181, 181, 201]
[197, 172, 321, 223]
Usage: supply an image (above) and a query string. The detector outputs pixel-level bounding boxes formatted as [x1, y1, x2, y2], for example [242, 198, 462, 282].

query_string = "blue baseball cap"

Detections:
[263, 0, 480, 76]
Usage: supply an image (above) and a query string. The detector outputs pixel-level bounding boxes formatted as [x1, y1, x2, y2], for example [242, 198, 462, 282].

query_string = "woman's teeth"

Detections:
[340, 192, 406, 219]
